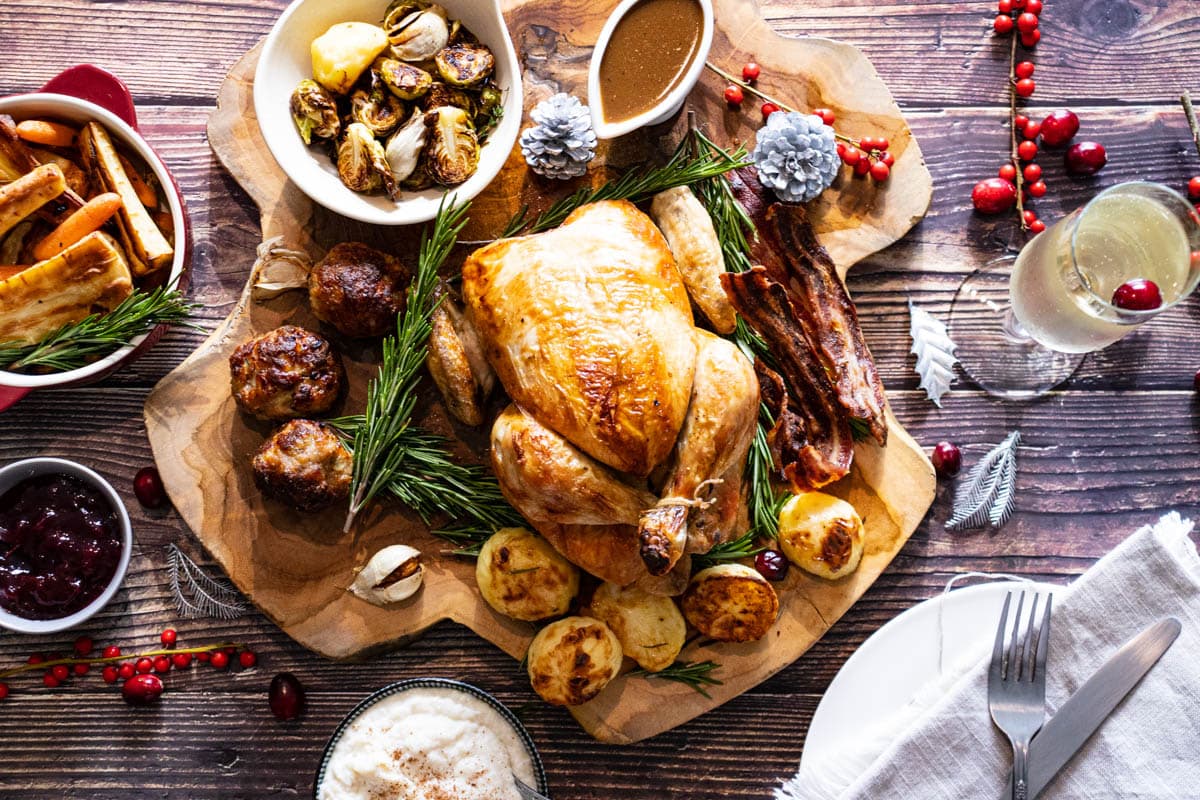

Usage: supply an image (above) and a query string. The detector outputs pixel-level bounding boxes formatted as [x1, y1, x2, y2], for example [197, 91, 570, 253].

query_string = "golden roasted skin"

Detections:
[252, 419, 352, 511]
[229, 325, 344, 421]
[463, 200, 697, 478]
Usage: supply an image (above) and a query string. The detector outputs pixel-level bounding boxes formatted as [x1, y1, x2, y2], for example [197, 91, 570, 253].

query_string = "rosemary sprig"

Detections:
[502, 137, 751, 238]
[0, 285, 194, 372]
[344, 196, 470, 532]
[630, 660, 723, 698]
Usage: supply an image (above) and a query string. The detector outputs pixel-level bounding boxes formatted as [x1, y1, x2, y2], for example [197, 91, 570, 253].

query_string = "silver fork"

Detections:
[514, 776, 551, 800]
[988, 590, 1052, 800]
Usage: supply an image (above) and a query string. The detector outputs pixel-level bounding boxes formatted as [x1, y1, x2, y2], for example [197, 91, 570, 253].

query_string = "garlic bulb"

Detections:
[349, 544, 424, 605]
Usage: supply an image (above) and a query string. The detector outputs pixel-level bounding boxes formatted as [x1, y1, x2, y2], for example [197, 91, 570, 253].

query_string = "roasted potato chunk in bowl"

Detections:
[682, 563, 779, 643]
[583, 582, 685, 672]
[526, 616, 622, 706]
[476, 527, 579, 621]
[778, 491, 864, 580]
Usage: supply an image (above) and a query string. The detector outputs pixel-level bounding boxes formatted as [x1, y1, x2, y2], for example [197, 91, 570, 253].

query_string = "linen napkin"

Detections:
[779, 512, 1200, 800]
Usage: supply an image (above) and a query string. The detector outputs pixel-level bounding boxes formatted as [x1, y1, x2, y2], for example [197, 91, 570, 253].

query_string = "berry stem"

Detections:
[1008, 34, 1028, 231]
[1181, 91, 1200, 161]
[703, 61, 859, 145]
[0, 643, 242, 679]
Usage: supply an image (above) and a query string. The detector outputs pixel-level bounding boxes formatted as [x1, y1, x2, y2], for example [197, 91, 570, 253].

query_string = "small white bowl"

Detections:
[255, 0, 524, 226]
[0, 458, 132, 634]
[587, 0, 714, 140]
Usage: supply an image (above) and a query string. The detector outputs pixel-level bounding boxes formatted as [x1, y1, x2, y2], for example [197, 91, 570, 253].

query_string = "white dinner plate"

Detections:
[801, 580, 1060, 776]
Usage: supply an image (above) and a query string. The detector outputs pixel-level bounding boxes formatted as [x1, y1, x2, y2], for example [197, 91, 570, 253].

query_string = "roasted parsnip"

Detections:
[0, 163, 67, 239]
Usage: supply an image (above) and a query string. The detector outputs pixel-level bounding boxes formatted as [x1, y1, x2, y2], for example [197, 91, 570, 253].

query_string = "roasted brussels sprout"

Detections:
[400, 149, 435, 191]
[424, 106, 479, 185]
[387, 4, 449, 62]
[290, 79, 340, 145]
[434, 43, 495, 88]
[475, 84, 503, 139]
[421, 82, 473, 113]
[384, 111, 429, 183]
[382, 0, 425, 29]
[349, 79, 405, 137]
[376, 58, 433, 101]
[337, 122, 398, 198]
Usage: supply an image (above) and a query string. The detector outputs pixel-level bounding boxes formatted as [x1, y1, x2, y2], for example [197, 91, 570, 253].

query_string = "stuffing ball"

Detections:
[308, 241, 411, 338]
[229, 325, 343, 421]
[252, 419, 352, 511]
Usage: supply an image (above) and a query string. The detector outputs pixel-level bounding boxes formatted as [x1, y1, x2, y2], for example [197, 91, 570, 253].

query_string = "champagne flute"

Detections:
[949, 181, 1200, 399]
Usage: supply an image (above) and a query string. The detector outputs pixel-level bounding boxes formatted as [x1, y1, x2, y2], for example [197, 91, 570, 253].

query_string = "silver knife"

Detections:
[1013, 617, 1182, 799]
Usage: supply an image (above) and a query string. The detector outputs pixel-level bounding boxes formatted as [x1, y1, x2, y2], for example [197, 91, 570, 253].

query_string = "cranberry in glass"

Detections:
[754, 549, 789, 581]
[1111, 278, 1163, 311]
[1065, 141, 1107, 175]
[931, 442, 962, 478]
[133, 467, 167, 509]
[122, 674, 164, 706]
[1039, 109, 1080, 147]
[269, 672, 306, 721]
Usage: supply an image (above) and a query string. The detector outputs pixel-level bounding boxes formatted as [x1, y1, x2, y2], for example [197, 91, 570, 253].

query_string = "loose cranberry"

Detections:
[1015, 78, 1036, 97]
[102, 646, 121, 659]
[754, 549, 789, 581]
[133, 466, 167, 509]
[269, 673, 306, 721]
[160, 629, 177, 647]
[42, 673, 59, 689]
[999, 163, 1017, 182]
[1188, 176, 1200, 200]
[741, 62, 760, 83]
[1021, 29, 1041, 47]
[1023, 163, 1042, 182]
[211, 651, 230, 670]
[153, 656, 172, 674]
[760, 102, 780, 121]
[870, 161, 891, 181]
[173, 653, 193, 669]
[118, 663, 135, 680]
[723, 85, 744, 107]
[931, 442, 962, 478]
[121, 674, 164, 707]
[994, 14, 1014, 34]
[239, 651, 258, 669]
[51, 665, 69, 682]
[1023, 121, 1041, 140]
[73, 664, 89, 676]
[136, 658, 154, 674]
[1065, 141, 1107, 175]
[1015, 61, 1035, 79]
[1111, 279, 1163, 311]
[1040, 110, 1080, 146]
[102, 666, 119, 684]
[972, 178, 1018, 214]
[73, 636, 94, 657]
[1029, 180, 1047, 198]
[0, 683, 9, 700]
[1018, 140, 1038, 161]
[813, 107, 835, 125]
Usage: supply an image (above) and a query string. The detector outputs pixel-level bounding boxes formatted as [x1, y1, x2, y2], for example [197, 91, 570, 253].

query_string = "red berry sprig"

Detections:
[705, 60, 894, 183]
[1180, 91, 1200, 214]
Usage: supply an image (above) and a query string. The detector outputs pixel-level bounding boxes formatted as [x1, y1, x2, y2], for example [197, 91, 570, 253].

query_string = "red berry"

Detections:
[742, 62, 760, 83]
[118, 663, 135, 680]
[27, 654, 44, 666]
[1026, 0, 1043, 13]
[136, 658, 154, 674]
[972, 178, 1018, 214]
[870, 160, 891, 181]
[998, 0, 1013, 11]
[760, 102, 780, 121]
[875, 137, 890, 152]
[1015, 78, 1036, 97]
[881, 152, 895, 167]
[841, 147, 861, 167]
[1023, 121, 1041, 140]
[1029, 218, 1046, 234]
[931, 442, 962, 478]
[1014, 114, 1030, 129]
[723, 85, 743, 106]
[1015, 61, 1035, 79]
[994, 14, 1014, 34]
[1028, 180, 1047, 197]
[102, 646, 121, 659]
[51, 665, 69, 682]
[196, 652, 211, 663]
[43, 674, 59, 689]
[1111, 278, 1163, 311]
[1023, 209, 1038, 225]
[237, 651, 257, 669]
[1021, 29, 1041, 47]
[102, 666, 119, 684]
[1017, 12, 1039, 32]
[814, 107, 835, 125]
[853, 157, 872, 176]
[73, 663, 89, 676]
[160, 629, 177, 646]
[133, 466, 167, 509]
[1040, 110, 1080, 147]
[999, 163, 1017, 181]
[269, 673, 307, 721]
[0, 683, 8, 700]
[859, 136, 875, 151]
[73, 636, 94, 657]
[1188, 176, 1200, 200]
[1018, 140, 1038, 161]
[211, 651, 230, 670]
[1065, 141, 1107, 175]
[1023, 163, 1042, 182]
[754, 549, 790, 581]
[122, 674, 164, 707]
[1194, 369, 1200, 393]
[153, 656, 171, 674]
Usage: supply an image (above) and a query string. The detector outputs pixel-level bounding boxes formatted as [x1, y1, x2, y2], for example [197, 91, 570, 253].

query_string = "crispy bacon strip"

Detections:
[728, 168, 888, 445]
[722, 267, 852, 491]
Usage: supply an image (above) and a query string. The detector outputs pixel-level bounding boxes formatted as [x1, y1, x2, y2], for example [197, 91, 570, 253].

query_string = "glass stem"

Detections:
[1001, 309, 1034, 344]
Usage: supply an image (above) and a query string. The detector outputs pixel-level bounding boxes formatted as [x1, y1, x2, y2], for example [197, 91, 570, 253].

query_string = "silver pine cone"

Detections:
[519, 93, 597, 180]
[753, 111, 840, 203]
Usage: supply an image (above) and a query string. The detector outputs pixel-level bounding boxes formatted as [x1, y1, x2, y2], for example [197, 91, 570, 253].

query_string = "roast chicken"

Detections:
[442, 200, 758, 590]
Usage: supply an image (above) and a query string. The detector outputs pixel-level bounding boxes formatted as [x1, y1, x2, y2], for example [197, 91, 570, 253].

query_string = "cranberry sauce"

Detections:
[0, 474, 123, 620]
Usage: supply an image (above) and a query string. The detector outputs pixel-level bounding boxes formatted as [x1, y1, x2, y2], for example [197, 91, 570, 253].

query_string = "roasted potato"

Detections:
[311, 22, 390, 95]
[777, 491, 864, 580]
[476, 527, 579, 621]
[681, 564, 779, 643]
[526, 616, 622, 706]
[583, 582, 685, 672]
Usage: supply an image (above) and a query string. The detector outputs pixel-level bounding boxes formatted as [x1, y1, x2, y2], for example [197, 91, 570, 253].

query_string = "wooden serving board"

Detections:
[145, 0, 935, 744]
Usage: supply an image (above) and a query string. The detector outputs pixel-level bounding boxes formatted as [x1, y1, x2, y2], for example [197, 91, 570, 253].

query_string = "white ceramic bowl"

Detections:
[587, 0, 714, 139]
[0, 458, 133, 635]
[255, 0, 523, 226]
[0, 82, 191, 403]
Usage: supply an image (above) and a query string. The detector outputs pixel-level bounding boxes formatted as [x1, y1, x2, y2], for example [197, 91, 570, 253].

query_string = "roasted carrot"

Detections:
[117, 153, 158, 208]
[0, 265, 28, 281]
[15, 119, 77, 148]
[31, 192, 123, 261]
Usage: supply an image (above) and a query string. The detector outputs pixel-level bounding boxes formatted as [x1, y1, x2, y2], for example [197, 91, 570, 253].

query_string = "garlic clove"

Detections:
[349, 544, 424, 605]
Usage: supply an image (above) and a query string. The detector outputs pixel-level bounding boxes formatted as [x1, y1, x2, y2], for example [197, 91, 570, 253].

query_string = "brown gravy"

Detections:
[598, 0, 704, 124]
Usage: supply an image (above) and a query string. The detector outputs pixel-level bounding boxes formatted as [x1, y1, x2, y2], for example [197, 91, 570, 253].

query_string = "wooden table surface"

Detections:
[2, 0, 1199, 797]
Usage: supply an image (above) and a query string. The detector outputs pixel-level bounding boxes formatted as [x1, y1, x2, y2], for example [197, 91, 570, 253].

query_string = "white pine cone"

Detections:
[752, 111, 840, 203]
[519, 93, 597, 180]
